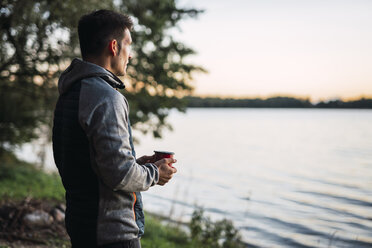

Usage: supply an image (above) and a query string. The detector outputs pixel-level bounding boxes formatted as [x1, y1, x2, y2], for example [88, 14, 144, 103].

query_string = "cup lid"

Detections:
[154, 150, 175, 155]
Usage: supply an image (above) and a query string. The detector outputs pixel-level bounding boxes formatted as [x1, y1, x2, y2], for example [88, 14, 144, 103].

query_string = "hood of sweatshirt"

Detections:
[58, 58, 125, 94]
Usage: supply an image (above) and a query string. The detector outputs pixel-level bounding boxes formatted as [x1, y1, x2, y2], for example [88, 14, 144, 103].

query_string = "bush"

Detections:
[141, 213, 190, 248]
[189, 208, 245, 248]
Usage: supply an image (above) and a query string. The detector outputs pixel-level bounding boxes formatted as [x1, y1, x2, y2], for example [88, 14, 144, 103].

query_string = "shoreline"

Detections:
[0, 151, 246, 248]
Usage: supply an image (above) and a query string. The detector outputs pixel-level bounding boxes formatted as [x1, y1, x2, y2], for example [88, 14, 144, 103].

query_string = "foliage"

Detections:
[120, 1, 206, 137]
[0, 0, 205, 151]
[186, 96, 313, 108]
[186, 96, 372, 108]
[141, 214, 190, 248]
[0, 151, 64, 201]
[142, 209, 246, 248]
[315, 98, 372, 108]
[0, 0, 111, 151]
[189, 208, 245, 248]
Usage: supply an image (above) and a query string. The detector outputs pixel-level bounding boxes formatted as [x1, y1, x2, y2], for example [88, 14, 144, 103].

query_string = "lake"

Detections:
[16, 108, 372, 247]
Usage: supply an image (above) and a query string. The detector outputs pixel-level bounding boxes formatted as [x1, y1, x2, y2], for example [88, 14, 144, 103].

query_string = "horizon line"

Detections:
[190, 94, 372, 103]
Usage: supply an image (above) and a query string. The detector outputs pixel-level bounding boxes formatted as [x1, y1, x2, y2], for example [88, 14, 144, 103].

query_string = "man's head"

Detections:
[78, 9, 133, 76]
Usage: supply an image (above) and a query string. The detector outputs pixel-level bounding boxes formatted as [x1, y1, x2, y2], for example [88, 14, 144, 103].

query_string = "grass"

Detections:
[0, 151, 64, 201]
[141, 215, 191, 248]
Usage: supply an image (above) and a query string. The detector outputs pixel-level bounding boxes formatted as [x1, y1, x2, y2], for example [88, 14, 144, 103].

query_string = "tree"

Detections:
[119, 1, 206, 137]
[0, 0, 205, 153]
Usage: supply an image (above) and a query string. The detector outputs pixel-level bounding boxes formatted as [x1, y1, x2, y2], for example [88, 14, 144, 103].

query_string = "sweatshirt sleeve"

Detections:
[78, 78, 159, 192]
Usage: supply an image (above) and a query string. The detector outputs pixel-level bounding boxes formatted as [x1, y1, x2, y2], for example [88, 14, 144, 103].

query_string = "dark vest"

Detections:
[53, 81, 99, 246]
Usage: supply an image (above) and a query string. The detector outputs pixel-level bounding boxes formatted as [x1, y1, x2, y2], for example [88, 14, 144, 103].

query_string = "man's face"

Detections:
[113, 28, 132, 76]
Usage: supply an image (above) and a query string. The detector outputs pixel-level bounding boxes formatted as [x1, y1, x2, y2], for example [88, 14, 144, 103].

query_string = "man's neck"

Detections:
[85, 56, 113, 73]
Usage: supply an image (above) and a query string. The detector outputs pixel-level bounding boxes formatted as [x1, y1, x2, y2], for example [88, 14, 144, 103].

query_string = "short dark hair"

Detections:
[78, 9, 133, 59]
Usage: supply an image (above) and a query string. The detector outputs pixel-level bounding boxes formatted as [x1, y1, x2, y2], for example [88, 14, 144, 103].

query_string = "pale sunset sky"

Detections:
[174, 0, 372, 101]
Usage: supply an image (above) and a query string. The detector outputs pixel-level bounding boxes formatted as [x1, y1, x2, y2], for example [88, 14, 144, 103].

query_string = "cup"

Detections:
[154, 150, 175, 167]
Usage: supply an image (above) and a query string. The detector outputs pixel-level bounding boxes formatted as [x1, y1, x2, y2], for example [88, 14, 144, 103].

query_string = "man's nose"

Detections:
[129, 54, 132, 60]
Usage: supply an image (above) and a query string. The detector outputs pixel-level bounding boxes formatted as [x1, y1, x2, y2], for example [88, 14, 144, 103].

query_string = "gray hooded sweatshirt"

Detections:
[53, 58, 159, 246]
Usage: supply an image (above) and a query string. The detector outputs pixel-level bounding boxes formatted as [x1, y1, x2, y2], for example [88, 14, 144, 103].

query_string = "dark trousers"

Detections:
[98, 239, 141, 248]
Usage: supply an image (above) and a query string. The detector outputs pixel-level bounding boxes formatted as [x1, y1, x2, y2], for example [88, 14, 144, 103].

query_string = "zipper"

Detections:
[132, 192, 137, 220]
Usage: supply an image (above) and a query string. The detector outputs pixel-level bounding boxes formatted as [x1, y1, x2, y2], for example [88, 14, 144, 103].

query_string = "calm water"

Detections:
[17, 108, 372, 247]
[133, 108, 372, 248]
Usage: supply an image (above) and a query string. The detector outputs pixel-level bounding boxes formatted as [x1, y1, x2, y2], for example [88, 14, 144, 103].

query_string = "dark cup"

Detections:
[154, 150, 175, 167]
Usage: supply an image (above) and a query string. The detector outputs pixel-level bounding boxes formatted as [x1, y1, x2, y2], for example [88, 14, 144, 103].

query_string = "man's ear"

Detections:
[109, 39, 118, 56]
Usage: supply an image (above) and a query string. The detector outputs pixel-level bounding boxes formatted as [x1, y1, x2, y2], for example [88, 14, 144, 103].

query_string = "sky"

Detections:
[174, 0, 372, 101]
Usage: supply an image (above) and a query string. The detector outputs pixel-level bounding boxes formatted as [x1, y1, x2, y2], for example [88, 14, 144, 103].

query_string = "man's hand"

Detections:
[136, 154, 155, 165]
[154, 158, 177, 186]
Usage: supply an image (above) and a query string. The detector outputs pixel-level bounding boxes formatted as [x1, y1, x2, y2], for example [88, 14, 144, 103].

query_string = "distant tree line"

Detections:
[185, 96, 372, 109]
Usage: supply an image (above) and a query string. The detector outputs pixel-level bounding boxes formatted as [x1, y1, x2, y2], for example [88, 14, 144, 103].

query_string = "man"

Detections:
[52, 9, 177, 248]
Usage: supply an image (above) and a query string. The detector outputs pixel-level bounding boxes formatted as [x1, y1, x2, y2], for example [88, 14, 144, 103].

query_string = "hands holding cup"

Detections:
[136, 150, 177, 186]
[153, 151, 177, 186]
[154, 157, 177, 185]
